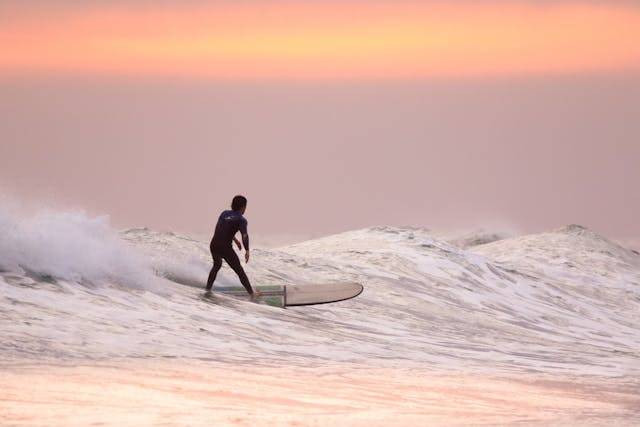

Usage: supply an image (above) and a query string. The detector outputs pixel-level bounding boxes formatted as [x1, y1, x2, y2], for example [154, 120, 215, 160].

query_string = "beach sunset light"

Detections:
[2, 1, 639, 79]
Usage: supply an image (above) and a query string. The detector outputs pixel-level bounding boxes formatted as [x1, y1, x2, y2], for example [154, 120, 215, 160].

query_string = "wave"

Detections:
[0, 205, 154, 288]
[1, 206, 639, 377]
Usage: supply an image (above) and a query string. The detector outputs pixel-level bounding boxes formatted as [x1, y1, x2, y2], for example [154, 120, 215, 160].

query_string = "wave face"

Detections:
[1, 211, 639, 377]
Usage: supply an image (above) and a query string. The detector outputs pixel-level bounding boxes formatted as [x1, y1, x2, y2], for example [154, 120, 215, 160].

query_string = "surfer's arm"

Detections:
[240, 220, 249, 252]
[240, 220, 250, 262]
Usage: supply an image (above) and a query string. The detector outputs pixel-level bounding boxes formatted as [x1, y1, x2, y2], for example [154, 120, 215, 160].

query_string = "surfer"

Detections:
[206, 195, 260, 297]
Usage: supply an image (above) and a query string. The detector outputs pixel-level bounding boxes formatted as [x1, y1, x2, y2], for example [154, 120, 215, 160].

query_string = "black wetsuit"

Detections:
[206, 210, 253, 294]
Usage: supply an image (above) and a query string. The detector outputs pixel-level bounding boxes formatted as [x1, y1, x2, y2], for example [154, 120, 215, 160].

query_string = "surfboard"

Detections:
[214, 282, 363, 308]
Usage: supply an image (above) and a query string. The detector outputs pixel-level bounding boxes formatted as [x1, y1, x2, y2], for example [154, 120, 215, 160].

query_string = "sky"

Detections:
[1, 1, 639, 239]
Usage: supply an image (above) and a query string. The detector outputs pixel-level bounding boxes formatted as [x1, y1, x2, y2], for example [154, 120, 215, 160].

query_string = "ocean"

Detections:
[1, 207, 639, 425]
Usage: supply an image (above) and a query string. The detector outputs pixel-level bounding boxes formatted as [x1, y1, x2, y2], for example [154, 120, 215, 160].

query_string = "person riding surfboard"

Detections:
[206, 195, 260, 298]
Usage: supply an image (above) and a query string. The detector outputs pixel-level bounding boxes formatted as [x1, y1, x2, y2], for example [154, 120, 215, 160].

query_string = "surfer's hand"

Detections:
[245, 250, 250, 263]
[235, 239, 242, 250]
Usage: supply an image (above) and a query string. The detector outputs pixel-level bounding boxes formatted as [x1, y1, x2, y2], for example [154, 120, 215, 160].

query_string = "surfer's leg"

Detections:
[223, 250, 254, 295]
[206, 252, 223, 290]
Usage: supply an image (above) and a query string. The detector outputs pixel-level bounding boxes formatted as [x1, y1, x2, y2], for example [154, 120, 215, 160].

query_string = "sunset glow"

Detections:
[2, 1, 640, 80]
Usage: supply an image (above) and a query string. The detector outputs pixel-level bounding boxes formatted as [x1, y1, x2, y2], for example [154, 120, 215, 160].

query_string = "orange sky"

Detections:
[1, 1, 640, 79]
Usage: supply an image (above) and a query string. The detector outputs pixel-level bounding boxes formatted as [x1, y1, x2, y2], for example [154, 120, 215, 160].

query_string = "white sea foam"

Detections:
[1, 205, 639, 378]
[0, 204, 154, 288]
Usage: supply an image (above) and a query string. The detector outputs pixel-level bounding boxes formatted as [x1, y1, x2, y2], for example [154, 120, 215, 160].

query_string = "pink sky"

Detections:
[0, 1, 639, 239]
[2, 1, 640, 79]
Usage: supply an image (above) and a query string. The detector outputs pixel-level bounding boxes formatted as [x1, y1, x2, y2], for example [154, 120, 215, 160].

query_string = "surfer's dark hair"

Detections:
[231, 195, 247, 211]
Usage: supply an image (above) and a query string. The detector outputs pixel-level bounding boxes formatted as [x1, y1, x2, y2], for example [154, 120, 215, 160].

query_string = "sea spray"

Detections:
[0, 204, 154, 288]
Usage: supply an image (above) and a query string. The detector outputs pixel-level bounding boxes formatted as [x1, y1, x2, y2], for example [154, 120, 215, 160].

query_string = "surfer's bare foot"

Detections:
[251, 290, 262, 300]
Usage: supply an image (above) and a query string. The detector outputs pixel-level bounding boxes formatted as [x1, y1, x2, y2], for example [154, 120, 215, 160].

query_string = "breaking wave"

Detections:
[1, 205, 639, 378]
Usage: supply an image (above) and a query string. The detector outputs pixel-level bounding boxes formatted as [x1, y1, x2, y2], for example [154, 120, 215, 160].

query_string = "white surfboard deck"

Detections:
[215, 282, 363, 308]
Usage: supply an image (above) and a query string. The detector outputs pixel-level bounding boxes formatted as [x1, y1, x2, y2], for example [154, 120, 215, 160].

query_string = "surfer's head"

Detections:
[231, 195, 247, 213]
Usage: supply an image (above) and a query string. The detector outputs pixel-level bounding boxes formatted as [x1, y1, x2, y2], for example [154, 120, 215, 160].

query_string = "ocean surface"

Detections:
[1, 207, 639, 425]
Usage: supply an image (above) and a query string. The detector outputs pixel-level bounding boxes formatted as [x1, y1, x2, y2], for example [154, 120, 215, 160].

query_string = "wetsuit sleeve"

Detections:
[240, 219, 249, 251]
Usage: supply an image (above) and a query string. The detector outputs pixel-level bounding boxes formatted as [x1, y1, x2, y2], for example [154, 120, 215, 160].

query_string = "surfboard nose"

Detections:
[284, 282, 364, 307]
